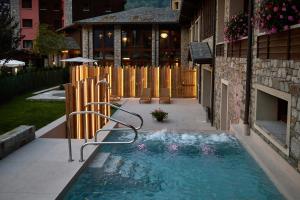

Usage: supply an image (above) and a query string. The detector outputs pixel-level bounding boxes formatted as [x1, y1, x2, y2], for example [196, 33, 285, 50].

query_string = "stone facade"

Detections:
[64, 0, 73, 26]
[214, 57, 247, 129]
[180, 27, 189, 67]
[114, 25, 121, 67]
[213, 0, 300, 170]
[81, 26, 93, 59]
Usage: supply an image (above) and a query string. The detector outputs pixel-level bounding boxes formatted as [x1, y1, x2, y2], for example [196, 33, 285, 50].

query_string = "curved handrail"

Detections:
[67, 111, 138, 162]
[85, 102, 143, 141]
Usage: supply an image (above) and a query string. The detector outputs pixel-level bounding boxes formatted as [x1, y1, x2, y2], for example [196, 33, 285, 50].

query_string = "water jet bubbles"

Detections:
[200, 144, 215, 155]
[137, 143, 146, 151]
[168, 144, 179, 152]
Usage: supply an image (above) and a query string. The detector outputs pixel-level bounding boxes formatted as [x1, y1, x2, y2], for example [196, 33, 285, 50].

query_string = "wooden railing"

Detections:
[227, 38, 248, 58]
[257, 27, 300, 60]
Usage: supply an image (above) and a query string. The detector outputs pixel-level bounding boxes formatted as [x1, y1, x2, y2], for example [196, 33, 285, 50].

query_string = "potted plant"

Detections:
[151, 108, 168, 122]
[224, 12, 248, 42]
[256, 0, 300, 33]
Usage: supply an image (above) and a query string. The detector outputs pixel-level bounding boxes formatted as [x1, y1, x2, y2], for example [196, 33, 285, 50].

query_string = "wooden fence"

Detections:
[70, 65, 197, 98]
[65, 65, 197, 139]
[64, 74, 110, 139]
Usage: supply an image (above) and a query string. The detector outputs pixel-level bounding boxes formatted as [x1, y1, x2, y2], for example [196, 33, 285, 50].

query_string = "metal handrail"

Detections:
[67, 111, 138, 162]
[85, 102, 143, 142]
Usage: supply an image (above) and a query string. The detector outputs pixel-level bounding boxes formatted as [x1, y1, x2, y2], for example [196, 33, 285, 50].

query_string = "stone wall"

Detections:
[64, 0, 72, 26]
[81, 26, 93, 59]
[180, 27, 189, 67]
[214, 57, 247, 129]
[114, 25, 121, 67]
[250, 58, 300, 165]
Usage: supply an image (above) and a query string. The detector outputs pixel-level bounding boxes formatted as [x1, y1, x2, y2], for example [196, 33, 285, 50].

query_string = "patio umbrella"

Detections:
[0, 59, 25, 67]
[60, 57, 97, 63]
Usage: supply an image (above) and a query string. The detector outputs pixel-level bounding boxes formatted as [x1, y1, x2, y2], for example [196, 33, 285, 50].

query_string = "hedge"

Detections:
[0, 68, 69, 103]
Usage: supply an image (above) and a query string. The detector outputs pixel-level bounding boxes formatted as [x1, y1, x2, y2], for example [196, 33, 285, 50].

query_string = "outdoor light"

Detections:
[61, 50, 69, 53]
[160, 32, 168, 39]
[99, 33, 103, 39]
[107, 32, 112, 38]
[122, 36, 128, 42]
[122, 57, 130, 60]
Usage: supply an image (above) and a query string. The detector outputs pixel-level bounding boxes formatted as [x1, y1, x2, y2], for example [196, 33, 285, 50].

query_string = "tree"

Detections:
[33, 24, 65, 56]
[0, 2, 22, 60]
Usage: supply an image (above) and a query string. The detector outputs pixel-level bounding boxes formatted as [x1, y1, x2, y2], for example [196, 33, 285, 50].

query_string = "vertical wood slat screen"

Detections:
[64, 72, 110, 139]
[257, 27, 300, 60]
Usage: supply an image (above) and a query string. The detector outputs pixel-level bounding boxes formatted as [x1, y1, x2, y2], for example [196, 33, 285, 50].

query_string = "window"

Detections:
[121, 26, 152, 66]
[159, 26, 181, 66]
[23, 40, 33, 49]
[175, 2, 179, 10]
[22, 19, 32, 28]
[254, 84, 291, 155]
[22, 0, 32, 8]
[83, 2, 90, 12]
[93, 26, 114, 66]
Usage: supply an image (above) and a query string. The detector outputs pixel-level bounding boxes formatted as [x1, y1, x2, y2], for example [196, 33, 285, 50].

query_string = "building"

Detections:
[8, 0, 126, 51]
[61, 6, 186, 67]
[180, 0, 300, 170]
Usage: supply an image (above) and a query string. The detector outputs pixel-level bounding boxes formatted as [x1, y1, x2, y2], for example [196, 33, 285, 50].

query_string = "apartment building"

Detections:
[180, 0, 300, 169]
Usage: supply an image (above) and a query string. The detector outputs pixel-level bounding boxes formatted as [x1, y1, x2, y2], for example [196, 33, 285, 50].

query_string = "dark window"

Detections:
[39, 0, 47, 10]
[22, 0, 32, 8]
[93, 26, 114, 66]
[159, 26, 181, 66]
[22, 19, 33, 28]
[83, 2, 90, 12]
[121, 26, 152, 66]
[53, 2, 60, 11]
[23, 40, 33, 49]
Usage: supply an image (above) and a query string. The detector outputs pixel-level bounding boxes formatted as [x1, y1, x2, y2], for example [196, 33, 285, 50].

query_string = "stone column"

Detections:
[82, 26, 93, 59]
[114, 25, 121, 67]
[152, 25, 159, 66]
[64, 0, 73, 26]
[181, 27, 189, 68]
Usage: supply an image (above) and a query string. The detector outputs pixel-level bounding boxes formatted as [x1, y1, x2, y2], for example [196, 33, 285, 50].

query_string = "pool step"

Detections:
[103, 155, 124, 174]
[89, 153, 110, 168]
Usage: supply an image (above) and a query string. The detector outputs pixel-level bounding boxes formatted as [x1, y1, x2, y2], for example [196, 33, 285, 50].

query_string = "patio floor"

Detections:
[113, 98, 216, 132]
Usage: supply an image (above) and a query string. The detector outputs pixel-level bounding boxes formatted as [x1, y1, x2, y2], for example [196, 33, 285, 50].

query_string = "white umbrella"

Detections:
[60, 57, 97, 63]
[0, 59, 25, 67]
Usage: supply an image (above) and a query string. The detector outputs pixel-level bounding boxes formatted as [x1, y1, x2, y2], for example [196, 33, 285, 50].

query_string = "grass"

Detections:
[0, 92, 65, 135]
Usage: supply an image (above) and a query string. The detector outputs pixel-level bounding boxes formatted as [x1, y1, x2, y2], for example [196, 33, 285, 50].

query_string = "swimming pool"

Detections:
[63, 130, 284, 200]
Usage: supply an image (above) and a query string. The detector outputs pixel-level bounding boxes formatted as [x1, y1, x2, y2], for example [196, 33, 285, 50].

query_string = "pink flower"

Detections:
[282, 6, 287, 12]
[280, 15, 284, 19]
[273, 6, 279, 12]
[288, 16, 294, 21]
[292, 5, 297, 11]
[168, 144, 178, 152]
[271, 27, 277, 33]
[267, 14, 272, 20]
[284, 25, 289, 31]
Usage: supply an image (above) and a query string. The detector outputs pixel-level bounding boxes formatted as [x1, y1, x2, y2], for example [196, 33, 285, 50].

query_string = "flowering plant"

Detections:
[151, 108, 168, 122]
[257, 0, 300, 33]
[224, 13, 248, 42]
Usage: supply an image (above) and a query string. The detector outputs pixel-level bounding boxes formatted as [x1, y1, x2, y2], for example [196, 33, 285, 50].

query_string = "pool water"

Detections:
[64, 130, 285, 200]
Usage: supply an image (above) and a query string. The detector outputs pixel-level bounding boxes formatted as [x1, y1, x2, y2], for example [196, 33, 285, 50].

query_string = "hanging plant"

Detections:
[256, 0, 300, 33]
[224, 13, 248, 42]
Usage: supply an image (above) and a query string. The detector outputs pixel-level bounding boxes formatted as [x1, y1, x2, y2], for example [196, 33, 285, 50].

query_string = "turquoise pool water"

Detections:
[64, 130, 285, 200]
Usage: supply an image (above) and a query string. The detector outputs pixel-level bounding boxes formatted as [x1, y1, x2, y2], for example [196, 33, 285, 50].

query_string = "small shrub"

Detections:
[151, 108, 168, 122]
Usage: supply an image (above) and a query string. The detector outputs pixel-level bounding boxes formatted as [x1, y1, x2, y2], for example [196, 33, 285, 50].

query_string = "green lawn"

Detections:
[0, 93, 65, 135]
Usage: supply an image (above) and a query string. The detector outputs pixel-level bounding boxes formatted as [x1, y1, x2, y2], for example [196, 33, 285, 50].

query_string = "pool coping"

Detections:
[231, 123, 300, 200]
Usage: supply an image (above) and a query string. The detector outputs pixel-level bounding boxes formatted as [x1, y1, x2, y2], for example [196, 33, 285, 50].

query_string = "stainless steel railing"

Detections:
[85, 102, 143, 142]
[67, 110, 139, 162]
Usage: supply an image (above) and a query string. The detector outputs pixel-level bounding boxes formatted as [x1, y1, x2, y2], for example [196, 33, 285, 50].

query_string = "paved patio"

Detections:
[113, 98, 216, 132]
